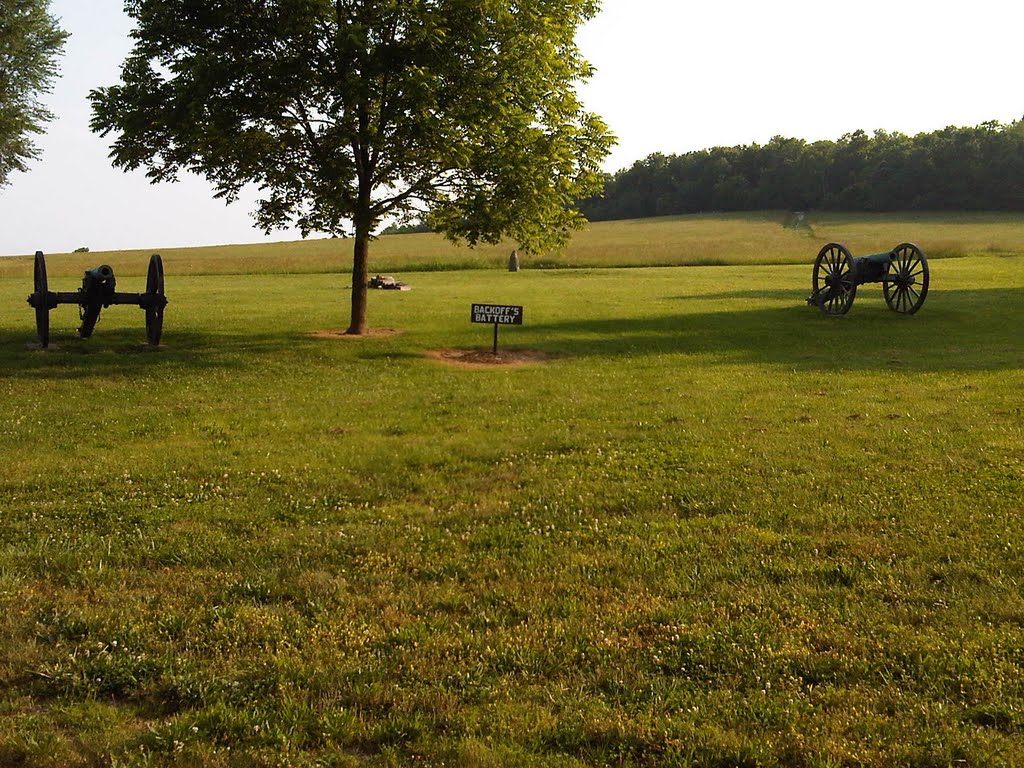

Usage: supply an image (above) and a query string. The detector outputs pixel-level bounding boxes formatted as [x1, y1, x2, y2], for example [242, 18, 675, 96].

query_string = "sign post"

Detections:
[471, 303, 524, 354]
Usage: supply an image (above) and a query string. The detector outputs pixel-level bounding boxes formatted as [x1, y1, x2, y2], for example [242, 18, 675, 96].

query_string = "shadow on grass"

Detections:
[353, 350, 426, 363]
[525, 288, 1024, 373]
[3, 288, 1020, 377]
[0, 328, 288, 380]
[670, 288, 804, 301]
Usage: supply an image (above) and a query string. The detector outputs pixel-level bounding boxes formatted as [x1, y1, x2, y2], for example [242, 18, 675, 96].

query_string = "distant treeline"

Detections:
[579, 120, 1024, 220]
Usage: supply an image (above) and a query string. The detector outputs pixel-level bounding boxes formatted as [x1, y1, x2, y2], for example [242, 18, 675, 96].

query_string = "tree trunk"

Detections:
[346, 226, 370, 335]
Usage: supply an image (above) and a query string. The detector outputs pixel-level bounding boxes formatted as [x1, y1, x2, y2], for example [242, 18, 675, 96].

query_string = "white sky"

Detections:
[1, 0, 1020, 256]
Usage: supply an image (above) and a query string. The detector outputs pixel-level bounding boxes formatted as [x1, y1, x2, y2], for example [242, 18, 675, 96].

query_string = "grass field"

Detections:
[1, 215, 1023, 767]
[2, 210, 1024, 278]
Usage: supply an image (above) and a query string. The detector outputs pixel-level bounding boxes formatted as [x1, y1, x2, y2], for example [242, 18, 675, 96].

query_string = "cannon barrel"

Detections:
[80, 264, 116, 302]
[83, 264, 116, 285]
[81, 264, 117, 300]
[78, 265, 117, 339]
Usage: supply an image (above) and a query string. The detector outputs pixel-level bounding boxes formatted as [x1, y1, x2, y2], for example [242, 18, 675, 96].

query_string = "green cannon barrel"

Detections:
[84, 264, 115, 282]
[81, 264, 117, 297]
[860, 252, 895, 265]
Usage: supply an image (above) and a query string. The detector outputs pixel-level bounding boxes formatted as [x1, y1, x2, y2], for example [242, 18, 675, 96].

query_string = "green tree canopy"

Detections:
[91, 0, 614, 334]
[0, 0, 68, 187]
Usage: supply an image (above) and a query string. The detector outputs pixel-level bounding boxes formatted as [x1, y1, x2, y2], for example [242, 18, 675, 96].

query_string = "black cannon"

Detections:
[26, 251, 167, 348]
[807, 242, 929, 315]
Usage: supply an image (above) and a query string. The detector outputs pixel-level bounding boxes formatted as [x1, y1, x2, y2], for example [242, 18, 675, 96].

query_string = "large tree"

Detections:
[91, 0, 614, 334]
[0, 0, 68, 187]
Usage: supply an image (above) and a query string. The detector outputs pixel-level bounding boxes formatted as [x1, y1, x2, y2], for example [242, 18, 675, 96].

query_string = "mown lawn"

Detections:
[1, 252, 1022, 766]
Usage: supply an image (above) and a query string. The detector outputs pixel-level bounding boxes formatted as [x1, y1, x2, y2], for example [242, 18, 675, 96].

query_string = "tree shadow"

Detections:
[669, 288, 803, 302]
[0, 328, 290, 381]
[525, 288, 1024, 373]
[3, 287, 1019, 378]
[2, 320, 432, 380]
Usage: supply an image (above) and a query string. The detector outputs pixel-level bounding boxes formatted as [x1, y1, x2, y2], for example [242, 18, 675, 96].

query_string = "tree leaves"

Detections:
[0, 0, 68, 187]
[92, 0, 615, 331]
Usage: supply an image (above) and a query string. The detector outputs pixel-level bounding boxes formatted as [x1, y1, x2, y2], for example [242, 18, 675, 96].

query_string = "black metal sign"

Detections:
[471, 303, 523, 353]
[471, 304, 523, 325]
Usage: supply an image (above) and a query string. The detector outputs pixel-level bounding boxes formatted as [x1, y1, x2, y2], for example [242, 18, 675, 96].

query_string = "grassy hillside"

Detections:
[2, 210, 1023, 279]
[1, 251, 1022, 766]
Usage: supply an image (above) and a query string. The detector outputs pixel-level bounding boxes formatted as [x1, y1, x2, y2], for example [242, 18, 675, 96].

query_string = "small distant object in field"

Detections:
[807, 242, 929, 316]
[74, 246, 90, 253]
[368, 274, 410, 290]
[784, 212, 814, 233]
[508, 250, 520, 272]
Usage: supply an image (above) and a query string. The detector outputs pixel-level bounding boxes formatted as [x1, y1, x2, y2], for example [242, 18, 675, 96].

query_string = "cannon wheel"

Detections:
[33, 251, 51, 348]
[145, 253, 165, 346]
[812, 243, 857, 315]
[884, 243, 929, 314]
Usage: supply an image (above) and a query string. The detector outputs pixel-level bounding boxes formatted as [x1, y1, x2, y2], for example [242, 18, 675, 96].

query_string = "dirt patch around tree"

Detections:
[425, 348, 553, 368]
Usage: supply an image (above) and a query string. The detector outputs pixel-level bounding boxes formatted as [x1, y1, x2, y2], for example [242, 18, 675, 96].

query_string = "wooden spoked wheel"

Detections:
[884, 243, 929, 314]
[812, 242, 857, 315]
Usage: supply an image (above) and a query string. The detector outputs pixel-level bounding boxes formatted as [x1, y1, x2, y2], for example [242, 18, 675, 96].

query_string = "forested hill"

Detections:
[579, 120, 1024, 221]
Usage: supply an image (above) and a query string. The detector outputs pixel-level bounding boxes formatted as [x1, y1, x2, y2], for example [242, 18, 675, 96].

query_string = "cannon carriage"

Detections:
[26, 251, 167, 348]
[807, 242, 929, 315]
